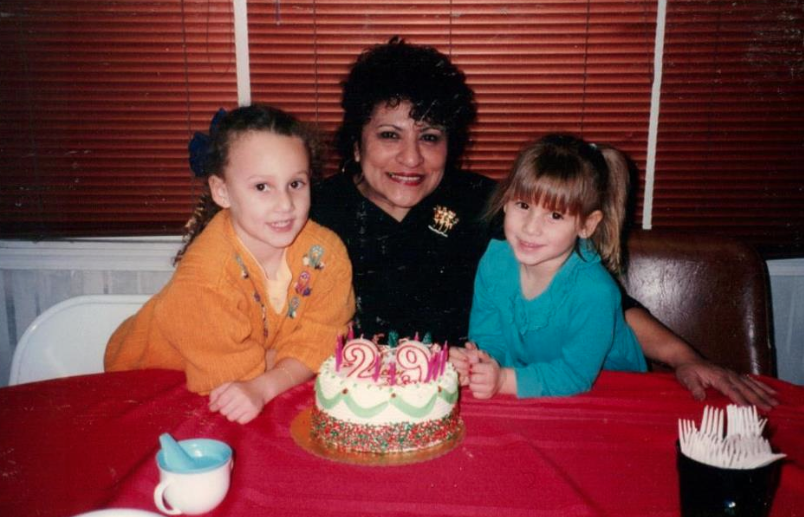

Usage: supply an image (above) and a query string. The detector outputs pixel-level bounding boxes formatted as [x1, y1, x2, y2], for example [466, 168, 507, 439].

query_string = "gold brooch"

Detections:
[428, 205, 460, 237]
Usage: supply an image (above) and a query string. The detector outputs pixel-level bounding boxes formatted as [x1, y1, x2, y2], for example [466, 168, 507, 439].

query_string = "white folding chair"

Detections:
[9, 294, 150, 385]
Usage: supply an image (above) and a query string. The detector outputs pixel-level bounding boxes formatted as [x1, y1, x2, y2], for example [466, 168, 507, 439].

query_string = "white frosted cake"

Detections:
[311, 335, 460, 454]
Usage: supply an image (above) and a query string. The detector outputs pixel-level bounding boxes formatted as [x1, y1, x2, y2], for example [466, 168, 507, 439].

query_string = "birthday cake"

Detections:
[311, 334, 461, 454]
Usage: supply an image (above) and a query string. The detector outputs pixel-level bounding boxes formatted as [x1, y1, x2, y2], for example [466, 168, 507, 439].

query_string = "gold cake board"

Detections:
[290, 407, 464, 466]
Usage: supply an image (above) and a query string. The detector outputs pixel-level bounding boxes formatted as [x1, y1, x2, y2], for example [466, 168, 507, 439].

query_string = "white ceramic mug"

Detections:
[153, 438, 233, 515]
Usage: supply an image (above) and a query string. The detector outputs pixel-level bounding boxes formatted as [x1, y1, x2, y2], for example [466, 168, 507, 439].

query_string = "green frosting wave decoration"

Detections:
[315, 378, 459, 419]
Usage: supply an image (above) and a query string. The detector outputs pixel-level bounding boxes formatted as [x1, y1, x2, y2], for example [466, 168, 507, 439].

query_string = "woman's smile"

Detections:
[386, 172, 426, 185]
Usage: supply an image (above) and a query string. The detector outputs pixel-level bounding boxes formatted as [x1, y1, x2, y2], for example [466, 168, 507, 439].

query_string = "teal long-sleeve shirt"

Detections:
[469, 239, 647, 398]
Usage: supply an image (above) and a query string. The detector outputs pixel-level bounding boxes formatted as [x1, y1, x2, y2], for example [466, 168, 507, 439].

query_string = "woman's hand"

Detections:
[208, 376, 268, 424]
[624, 307, 778, 410]
[675, 359, 779, 411]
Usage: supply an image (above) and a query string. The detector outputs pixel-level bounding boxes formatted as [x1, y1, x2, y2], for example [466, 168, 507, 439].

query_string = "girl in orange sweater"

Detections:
[105, 105, 355, 424]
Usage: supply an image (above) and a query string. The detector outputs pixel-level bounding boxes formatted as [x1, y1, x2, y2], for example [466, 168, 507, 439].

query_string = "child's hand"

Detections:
[449, 345, 471, 386]
[465, 342, 483, 365]
[450, 342, 483, 386]
[208, 377, 266, 424]
[468, 351, 508, 399]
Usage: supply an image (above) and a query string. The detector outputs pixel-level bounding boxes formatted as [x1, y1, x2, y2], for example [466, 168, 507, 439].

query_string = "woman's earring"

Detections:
[340, 157, 357, 175]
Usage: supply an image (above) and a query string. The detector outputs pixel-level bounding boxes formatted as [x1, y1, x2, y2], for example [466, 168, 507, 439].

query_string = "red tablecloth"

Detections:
[1, 370, 802, 517]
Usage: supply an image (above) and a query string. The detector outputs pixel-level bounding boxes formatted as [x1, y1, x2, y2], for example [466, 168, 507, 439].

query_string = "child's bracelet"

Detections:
[276, 365, 295, 385]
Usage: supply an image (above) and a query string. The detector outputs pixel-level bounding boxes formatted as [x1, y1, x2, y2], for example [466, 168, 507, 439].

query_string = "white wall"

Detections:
[1, 239, 803, 387]
[768, 259, 804, 385]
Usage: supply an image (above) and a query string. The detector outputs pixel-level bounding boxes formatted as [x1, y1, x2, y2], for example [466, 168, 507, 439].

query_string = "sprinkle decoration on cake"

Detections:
[312, 330, 461, 454]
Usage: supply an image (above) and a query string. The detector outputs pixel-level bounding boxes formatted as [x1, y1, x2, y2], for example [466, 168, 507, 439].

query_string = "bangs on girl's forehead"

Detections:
[510, 169, 586, 215]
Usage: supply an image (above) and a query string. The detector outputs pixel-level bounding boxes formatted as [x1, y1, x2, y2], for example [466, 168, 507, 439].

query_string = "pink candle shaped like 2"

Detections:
[440, 342, 449, 376]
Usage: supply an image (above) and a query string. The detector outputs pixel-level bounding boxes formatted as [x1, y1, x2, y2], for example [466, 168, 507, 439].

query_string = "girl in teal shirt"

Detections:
[450, 134, 646, 398]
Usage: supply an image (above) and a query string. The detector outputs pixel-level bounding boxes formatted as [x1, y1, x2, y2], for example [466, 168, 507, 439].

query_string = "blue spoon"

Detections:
[159, 433, 198, 471]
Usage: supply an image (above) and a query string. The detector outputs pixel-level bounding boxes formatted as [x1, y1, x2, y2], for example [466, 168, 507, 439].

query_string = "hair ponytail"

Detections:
[591, 144, 630, 274]
[173, 189, 221, 265]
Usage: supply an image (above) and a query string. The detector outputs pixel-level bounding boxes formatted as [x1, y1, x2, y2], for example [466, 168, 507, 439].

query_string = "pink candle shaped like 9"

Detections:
[372, 354, 381, 382]
[335, 335, 344, 372]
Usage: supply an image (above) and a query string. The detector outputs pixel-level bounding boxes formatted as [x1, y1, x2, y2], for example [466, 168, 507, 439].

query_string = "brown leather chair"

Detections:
[620, 229, 776, 376]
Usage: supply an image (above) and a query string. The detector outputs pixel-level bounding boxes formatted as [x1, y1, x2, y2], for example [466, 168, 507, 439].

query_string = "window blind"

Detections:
[1, 0, 802, 257]
[654, 0, 804, 257]
[0, 0, 237, 237]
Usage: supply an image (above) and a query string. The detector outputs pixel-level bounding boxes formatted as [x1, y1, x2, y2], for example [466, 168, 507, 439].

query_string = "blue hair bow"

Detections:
[188, 108, 227, 178]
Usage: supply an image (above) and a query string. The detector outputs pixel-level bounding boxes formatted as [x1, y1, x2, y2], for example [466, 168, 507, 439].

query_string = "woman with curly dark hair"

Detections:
[312, 37, 777, 409]
[312, 37, 493, 345]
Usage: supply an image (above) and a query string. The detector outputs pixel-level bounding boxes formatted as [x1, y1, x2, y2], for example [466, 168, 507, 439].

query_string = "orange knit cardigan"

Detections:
[104, 210, 355, 393]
